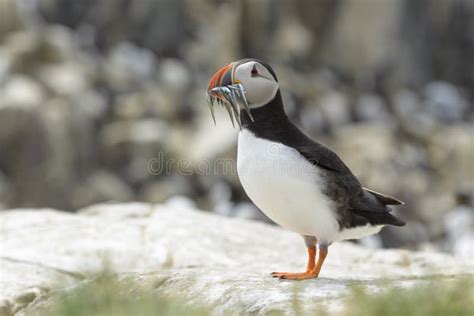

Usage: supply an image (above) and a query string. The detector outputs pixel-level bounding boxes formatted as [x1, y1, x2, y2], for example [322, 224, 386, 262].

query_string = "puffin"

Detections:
[206, 59, 405, 280]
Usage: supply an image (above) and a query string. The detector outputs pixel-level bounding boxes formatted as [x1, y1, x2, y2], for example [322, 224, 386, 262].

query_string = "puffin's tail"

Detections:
[381, 210, 406, 226]
[360, 188, 406, 226]
[363, 188, 404, 205]
[351, 208, 406, 226]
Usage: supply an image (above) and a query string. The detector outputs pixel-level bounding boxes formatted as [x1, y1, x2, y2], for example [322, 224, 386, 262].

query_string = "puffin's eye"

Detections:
[250, 64, 258, 77]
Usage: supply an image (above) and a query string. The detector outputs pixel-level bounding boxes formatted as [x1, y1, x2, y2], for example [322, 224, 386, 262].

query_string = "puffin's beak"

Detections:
[207, 63, 233, 94]
[206, 63, 253, 127]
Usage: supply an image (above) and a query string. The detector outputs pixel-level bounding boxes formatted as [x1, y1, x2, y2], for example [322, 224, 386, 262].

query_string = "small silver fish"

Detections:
[206, 83, 254, 128]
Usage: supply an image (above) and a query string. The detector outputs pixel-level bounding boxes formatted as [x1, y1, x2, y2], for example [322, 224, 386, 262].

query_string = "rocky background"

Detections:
[0, 0, 472, 255]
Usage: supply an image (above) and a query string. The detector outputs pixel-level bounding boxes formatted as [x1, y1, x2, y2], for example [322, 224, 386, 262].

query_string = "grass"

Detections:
[26, 272, 211, 316]
[25, 272, 473, 316]
[345, 276, 474, 316]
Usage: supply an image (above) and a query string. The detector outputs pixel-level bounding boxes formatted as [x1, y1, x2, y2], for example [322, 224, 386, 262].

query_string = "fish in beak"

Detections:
[206, 62, 254, 128]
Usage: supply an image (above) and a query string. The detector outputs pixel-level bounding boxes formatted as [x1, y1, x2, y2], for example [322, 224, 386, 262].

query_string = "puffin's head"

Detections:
[206, 59, 279, 127]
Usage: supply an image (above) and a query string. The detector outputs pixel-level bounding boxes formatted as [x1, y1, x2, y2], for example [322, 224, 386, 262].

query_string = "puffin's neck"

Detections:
[240, 91, 294, 138]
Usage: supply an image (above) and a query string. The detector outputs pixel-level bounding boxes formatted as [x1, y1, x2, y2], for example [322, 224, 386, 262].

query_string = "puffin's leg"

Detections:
[271, 236, 317, 278]
[279, 244, 328, 280]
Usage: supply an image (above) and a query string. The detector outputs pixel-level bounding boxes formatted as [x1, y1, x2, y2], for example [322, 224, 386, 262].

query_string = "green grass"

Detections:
[345, 276, 474, 316]
[26, 273, 473, 316]
[26, 272, 211, 316]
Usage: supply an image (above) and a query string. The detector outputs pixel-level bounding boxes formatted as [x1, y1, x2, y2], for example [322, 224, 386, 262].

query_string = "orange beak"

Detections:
[206, 61, 253, 126]
[207, 63, 233, 95]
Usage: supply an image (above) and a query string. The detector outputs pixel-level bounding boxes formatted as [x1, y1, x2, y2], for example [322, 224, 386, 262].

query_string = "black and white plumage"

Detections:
[207, 59, 405, 280]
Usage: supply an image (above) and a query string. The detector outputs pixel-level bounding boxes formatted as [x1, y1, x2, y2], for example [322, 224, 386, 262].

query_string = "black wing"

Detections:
[292, 130, 405, 228]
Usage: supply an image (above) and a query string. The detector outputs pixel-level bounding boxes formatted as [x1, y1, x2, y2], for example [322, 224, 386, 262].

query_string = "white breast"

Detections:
[237, 129, 341, 243]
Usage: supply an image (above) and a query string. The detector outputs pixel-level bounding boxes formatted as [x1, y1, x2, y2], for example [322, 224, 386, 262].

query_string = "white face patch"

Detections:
[233, 61, 279, 108]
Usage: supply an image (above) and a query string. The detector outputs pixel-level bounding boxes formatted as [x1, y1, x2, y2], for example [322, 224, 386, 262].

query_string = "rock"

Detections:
[359, 234, 383, 249]
[129, 119, 168, 145]
[273, 19, 313, 60]
[318, 91, 351, 128]
[0, 171, 11, 209]
[452, 233, 474, 260]
[210, 181, 265, 221]
[99, 119, 169, 182]
[300, 104, 326, 135]
[423, 81, 469, 122]
[38, 62, 89, 97]
[208, 180, 232, 209]
[0, 48, 13, 83]
[1, 75, 45, 108]
[321, 0, 403, 77]
[165, 195, 197, 211]
[183, 1, 240, 69]
[428, 125, 474, 190]
[103, 42, 157, 90]
[0, 259, 77, 315]
[144, 87, 178, 121]
[71, 171, 134, 209]
[100, 120, 167, 150]
[331, 123, 397, 191]
[40, 25, 80, 62]
[1, 204, 472, 315]
[355, 94, 389, 121]
[0, 0, 23, 40]
[0, 83, 56, 209]
[185, 109, 238, 162]
[444, 205, 474, 259]
[393, 89, 421, 118]
[149, 58, 194, 122]
[158, 58, 191, 93]
[113, 92, 148, 120]
[231, 201, 263, 220]
[139, 177, 194, 204]
[3, 31, 43, 71]
[392, 89, 440, 139]
[381, 221, 430, 248]
[76, 90, 108, 120]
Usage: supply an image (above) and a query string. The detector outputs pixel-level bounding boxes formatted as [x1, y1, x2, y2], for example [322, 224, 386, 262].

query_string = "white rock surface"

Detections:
[0, 203, 473, 315]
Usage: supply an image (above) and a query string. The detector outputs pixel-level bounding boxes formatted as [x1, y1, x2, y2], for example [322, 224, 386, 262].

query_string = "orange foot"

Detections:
[271, 271, 318, 280]
[271, 246, 328, 281]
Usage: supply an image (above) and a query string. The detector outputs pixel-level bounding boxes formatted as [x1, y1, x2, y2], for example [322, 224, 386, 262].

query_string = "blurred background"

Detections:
[0, 0, 472, 256]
